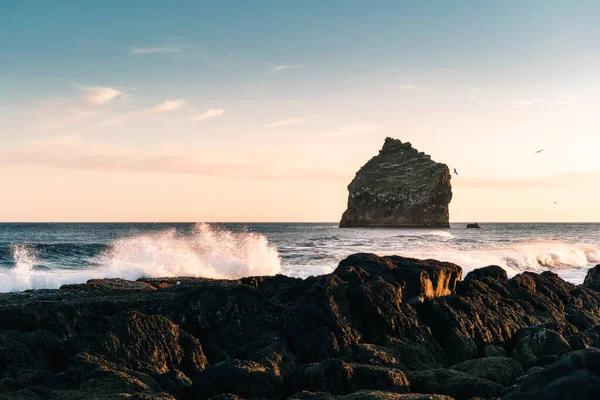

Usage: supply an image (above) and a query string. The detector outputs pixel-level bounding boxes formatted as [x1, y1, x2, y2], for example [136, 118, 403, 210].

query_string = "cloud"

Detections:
[180, 108, 225, 122]
[102, 99, 188, 125]
[271, 65, 303, 72]
[131, 47, 181, 55]
[0, 136, 348, 182]
[71, 83, 123, 105]
[322, 125, 383, 138]
[264, 118, 302, 128]
[148, 99, 188, 113]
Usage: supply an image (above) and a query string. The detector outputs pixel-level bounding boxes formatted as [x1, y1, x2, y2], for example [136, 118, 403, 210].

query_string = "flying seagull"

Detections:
[453, 168, 458, 176]
[535, 149, 544, 154]
[554, 201, 558, 204]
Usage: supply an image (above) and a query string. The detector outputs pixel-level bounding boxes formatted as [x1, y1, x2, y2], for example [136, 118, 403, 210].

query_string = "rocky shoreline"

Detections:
[2, 255, 600, 399]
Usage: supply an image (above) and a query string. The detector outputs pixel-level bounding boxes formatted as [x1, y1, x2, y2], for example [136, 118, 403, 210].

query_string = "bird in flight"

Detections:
[453, 168, 458, 176]
[553, 201, 558, 204]
[535, 149, 544, 154]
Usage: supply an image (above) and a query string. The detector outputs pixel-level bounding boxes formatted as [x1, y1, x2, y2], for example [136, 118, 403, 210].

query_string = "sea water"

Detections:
[0, 222, 598, 292]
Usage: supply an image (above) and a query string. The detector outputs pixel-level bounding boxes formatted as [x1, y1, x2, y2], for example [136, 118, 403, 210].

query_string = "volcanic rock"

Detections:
[1, 256, 600, 398]
[340, 138, 452, 228]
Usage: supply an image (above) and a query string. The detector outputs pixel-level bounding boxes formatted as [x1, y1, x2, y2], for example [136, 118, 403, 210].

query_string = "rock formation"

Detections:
[340, 138, 452, 228]
[2, 257, 600, 399]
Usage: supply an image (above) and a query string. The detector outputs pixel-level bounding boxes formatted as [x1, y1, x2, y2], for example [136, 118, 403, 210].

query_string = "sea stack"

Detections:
[340, 137, 452, 228]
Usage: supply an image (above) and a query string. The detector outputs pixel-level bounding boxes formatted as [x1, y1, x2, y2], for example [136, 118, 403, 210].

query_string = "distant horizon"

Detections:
[1, 221, 599, 225]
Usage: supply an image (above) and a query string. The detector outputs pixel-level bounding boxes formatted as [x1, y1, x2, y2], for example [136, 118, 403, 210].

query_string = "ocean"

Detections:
[0, 222, 598, 292]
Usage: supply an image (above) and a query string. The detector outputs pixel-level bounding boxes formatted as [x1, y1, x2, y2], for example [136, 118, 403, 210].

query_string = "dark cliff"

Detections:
[340, 137, 452, 228]
[2, 257, 600, 399]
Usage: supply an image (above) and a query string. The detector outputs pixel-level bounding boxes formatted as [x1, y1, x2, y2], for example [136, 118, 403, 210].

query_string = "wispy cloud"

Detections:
[0, 136, 348, 182]
[264, 118, 302, 128]
[148, 99, 188, 113]
[180, 108, 225, 122]
[131, 47, 181, 55]
[271, 65, 304, 72]
[103, 99, 187, 125]
[71, 82, 123, 106]
[322, 125, 383, 138]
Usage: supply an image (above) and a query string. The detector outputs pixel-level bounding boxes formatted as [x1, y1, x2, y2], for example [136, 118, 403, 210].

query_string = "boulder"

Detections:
[351, 340, 440, 371]
[407, 368, 503, 400]
[190, 359, 282, 399]
[483, 345, 507, 358]
[583, 265, 600, 292]
[450, 356, 523, 386]
[294, 359, 410, 395]
[511, 324, 571, 369]
[466, 223, 480, 229]
[340, 137, 452, 228]
[568, 325, 600, 350]
[98, 311, 206, 375]
[464, 265, 508, 282]
[502, 348, 600, 399]
[336, 254, 462, 304]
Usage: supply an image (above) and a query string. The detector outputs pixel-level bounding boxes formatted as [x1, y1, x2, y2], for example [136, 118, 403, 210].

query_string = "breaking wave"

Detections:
[395, 240, 600, 284]
[0, 223, 281, 292]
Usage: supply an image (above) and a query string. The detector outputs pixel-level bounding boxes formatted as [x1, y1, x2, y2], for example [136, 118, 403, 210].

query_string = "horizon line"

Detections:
[0, 221, 599, 224]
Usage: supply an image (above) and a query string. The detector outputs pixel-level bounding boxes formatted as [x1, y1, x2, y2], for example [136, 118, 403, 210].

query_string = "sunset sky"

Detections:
[1, 1, 599, 222]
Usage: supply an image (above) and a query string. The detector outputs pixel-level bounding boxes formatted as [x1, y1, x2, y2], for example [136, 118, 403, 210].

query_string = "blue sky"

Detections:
[1, 1, 599, 221]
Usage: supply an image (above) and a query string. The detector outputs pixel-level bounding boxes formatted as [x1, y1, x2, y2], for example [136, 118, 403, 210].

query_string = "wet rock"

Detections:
[58, 352, 174, 399]
[340, 137, 452, 228]
[466, 223, 480, 229]
[464, 266, 508, 282]
[98, 311, 200, 374]
[583, 265, 600, 292]
[190, 359, 282, 399]
[407, 368, 503, 400]
[0, 329, 68, 375]
[567, 325, 600, 350]
[1, 253, 600, 398]
[283, 274, 362, 363]
[294, 359, 410, 395]
[288, 392, 454, 400]
[450, 357, 523, 386]
[336, 253, 462, 304]
[483, 345, 507, 357]
[351, 340, 441, 371]
[502, 348, 600, 399]
[511, 324, 571, 369]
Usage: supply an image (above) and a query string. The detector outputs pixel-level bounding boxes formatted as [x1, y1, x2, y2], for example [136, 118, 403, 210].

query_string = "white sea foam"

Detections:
[99, 223, 281, 280]
[394, 240, 600, 284]
[0, 224, 281, 292]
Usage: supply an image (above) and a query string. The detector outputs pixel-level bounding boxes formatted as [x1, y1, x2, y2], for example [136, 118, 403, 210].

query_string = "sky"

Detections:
[1, 0, 599, 222]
